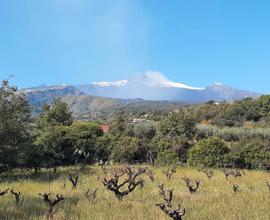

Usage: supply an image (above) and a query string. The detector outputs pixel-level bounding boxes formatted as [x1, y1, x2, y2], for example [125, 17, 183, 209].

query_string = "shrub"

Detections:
[34, 126, 74, 167]
[196, 124, 270, 141]
[110, 136, 143, 163]
[156, 149, 179, 166]
[188, 136, 230, 167]
[236, 140, 270, 169]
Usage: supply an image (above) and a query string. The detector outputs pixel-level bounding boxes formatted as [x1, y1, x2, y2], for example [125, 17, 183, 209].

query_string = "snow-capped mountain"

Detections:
[92, 80, 128, 87]
[91, 72, 203, 90]
[23, 71, 261, 114]
[75, 71, 260, 102]
[127, 71, 204, 90]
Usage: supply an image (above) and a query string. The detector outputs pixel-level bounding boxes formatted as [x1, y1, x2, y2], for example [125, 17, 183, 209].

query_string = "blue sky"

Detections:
[0, 0, 270, 93]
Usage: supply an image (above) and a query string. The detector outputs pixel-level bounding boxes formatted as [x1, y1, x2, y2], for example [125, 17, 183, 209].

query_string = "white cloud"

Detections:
[142, 71, 204, 90]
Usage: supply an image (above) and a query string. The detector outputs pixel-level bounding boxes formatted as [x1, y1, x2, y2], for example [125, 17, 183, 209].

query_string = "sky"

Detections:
[0, 0, 270, 93]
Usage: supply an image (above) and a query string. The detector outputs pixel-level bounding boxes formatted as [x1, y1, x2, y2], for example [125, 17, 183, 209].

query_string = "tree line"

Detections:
[0, 80, 269, 172]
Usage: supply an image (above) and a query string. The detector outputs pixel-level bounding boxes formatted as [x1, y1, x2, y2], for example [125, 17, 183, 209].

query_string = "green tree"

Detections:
[95, 134, 111, 162]
[157, 111, 196, 162]
[0, 80, 31, 167]
[34, 126, 74, 168]
[133, 121, 156, 142]
[212, 103, 245, 127]
[257, 95, 270, 118]
[109, 113, 127, 136]
[188, 136, 230, 167]
[110, 136, 143, 163]
[159, 111, 196, 142]
[33, 99, 74, 169]
[69, 122, 103, 163]
[232, 140, 270, 169]
[36, 99, 73, 128]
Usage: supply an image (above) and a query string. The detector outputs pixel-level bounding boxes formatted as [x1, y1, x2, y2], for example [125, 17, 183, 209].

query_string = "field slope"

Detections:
[0, 166, 269, 220]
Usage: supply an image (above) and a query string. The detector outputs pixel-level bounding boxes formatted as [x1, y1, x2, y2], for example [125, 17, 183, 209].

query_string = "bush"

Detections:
[234, 140, 270, 169]
[156, 149, 179, 165]
[34, 126, 74, 168]
[188, 136, 230, 167]
[110, 136, 144, 163]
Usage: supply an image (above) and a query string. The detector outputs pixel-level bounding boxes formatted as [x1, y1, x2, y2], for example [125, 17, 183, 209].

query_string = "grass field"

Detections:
[0, 165, 269, 220]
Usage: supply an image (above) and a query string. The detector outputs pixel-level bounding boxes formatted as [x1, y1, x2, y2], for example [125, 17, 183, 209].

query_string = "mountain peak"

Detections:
[212, 82, 224, 86]
[92, 80, 128, 87]
[90, 71, 204, 90]
[22, 72, 261, 106]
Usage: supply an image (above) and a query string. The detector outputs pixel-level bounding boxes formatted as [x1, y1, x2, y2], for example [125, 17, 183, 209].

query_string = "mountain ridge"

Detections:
[21, 72, 261, 116]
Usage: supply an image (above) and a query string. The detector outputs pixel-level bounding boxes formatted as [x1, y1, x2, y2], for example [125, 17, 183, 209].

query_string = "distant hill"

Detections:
[21, 72, 261, 117]
[75, 72, 260, 102]
[24, 88, 186, 119]
[61, 95, 121, 114]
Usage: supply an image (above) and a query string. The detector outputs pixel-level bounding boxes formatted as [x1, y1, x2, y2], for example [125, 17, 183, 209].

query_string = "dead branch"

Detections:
[156, 203, 186, 220]
[0, 188, 9, 197]
[156, 184, 185, 220]
[68, 174, 79, 189]
[10, 188, 24, 206]
[232, 184, 240, 192]
[222, 169, 242, 180]
[103, 165, 146, 200]
[198, 167, 214, 180]
[164, 167, 176, 180]
[231, 170, 242, 178]
[158, 183, 173, 206]
[146, 168, 155, 182]
[182, 177, 201, 194]
[39, 193, 65, 220]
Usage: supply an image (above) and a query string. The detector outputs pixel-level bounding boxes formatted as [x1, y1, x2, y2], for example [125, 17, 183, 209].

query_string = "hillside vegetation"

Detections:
[1, 79, 270, 219]
[1, 79, 270, 172]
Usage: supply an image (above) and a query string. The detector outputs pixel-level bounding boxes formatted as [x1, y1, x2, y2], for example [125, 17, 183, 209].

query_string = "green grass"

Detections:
[0, 165, 269, 220]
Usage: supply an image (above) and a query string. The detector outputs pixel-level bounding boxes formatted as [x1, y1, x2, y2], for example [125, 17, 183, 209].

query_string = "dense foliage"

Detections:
[1, 79, 270, 170]
[187, 137, 230, 167]
[0, 80, 31, 168]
